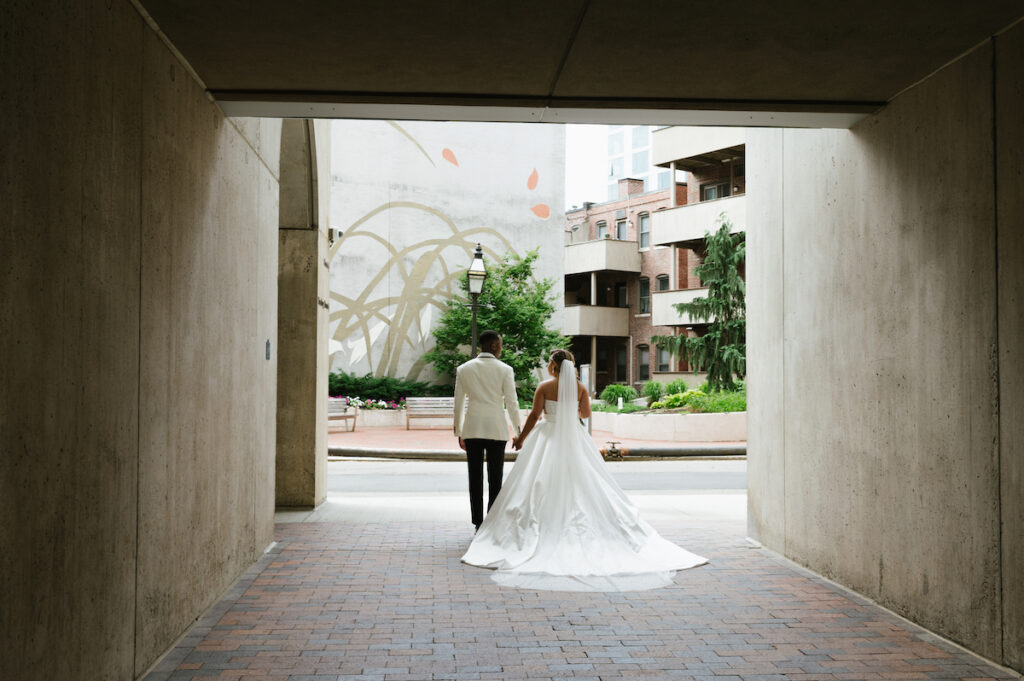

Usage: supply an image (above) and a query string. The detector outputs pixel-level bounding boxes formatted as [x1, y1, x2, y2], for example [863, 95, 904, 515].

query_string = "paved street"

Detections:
[327, 459, 746, 494]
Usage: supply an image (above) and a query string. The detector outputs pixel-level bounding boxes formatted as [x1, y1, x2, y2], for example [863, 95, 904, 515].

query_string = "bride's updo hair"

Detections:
[548, 349, 575, 375]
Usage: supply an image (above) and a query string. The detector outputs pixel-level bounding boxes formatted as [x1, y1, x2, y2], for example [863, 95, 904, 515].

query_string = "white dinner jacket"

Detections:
[453, 352, 522, 441]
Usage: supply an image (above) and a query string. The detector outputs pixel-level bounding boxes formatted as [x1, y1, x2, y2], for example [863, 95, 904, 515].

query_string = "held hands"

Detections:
[457, 437, 465, 451]
[512, 435, 524, 451]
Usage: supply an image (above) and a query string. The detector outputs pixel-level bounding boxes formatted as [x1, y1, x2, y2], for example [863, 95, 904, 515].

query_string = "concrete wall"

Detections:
[328, 120, 565, 383]
[747, 29, 1023, 670]
[1, 2, 280, 678]
[275, 120, 331, 508]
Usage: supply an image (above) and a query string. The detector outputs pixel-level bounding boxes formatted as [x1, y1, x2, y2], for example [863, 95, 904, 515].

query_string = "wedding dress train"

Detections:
[462, 361, 707, 591]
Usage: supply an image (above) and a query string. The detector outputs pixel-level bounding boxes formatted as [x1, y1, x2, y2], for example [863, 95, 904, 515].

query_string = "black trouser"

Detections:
[465, 438, 506, 527]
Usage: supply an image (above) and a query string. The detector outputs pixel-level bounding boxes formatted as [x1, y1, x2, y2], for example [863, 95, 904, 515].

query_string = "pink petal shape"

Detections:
[530, 204, 550, 219]
[442, 148, 459, 166]
[527, 168, 539, 190]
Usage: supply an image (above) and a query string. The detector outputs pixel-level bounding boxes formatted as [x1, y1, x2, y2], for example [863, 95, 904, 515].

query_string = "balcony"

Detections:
[652, 287, 712, 327]
[562, 305, 630, 337]
[564, 238, 641, 276]
[652, 195, 745, 248]
[652, 126, 746, 170]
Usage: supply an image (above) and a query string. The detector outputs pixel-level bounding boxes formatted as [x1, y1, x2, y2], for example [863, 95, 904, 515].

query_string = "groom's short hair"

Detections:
[479, 330, 501, 351]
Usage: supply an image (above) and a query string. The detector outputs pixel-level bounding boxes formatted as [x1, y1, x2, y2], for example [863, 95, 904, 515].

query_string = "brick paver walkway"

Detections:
[145, 521, 1015, 681]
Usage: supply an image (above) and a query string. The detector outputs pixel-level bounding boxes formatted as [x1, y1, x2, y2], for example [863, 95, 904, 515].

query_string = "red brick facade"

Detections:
[564, 179, 698, 391]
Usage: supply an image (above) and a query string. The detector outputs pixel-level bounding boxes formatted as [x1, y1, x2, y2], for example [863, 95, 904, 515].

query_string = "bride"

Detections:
[462, 349, 707, 591]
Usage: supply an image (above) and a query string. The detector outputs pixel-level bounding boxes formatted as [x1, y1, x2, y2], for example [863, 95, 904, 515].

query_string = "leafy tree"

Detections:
[424, 249, 567, 395]
[653, 215, 746, 392]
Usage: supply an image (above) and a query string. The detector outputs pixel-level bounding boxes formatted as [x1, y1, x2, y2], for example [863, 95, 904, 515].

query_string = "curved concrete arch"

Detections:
[276, 119, 330, 508]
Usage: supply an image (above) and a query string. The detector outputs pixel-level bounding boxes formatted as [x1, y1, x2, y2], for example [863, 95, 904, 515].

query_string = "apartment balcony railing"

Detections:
[651, 195, 746, 248]
[561, 305, 630, 337]
[564, 238, 642, 276]
[652, 287, 712, 327]
[652, 126, 746, 170]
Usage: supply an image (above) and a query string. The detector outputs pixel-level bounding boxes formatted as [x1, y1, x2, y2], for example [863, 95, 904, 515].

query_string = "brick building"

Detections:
[563, 127, 747, 394]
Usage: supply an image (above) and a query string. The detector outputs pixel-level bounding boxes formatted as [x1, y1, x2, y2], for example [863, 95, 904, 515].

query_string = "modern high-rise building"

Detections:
[604, 125, 674, 201]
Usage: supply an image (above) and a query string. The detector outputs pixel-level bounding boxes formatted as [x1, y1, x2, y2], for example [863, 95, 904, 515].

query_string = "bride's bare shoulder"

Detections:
[535, 378, 556, 395]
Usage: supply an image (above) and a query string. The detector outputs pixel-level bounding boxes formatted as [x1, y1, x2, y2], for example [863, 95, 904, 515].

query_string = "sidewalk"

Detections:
[329, 425, 745, 456]
[144, 518, 1017, 681]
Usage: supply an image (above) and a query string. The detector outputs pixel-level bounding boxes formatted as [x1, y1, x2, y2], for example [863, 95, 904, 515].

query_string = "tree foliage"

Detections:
[423, 249, 567, 395]
[653, 215, 746, 391]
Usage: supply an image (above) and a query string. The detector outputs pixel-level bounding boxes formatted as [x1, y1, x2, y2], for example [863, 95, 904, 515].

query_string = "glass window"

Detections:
[616, 346, 627, 382]
[701, 181, 731, 201]
[607, 184, 618, 201]
[616, 219, 628, 240]
[639, 214, 650, 248]
[616, 282, 628, 308]
[609, 157, 624, 178]
[657, 346, 671, 372]
[632, 126, 650, 148]
[638, 346, 650, 382]
[639, 278, 650, 313]
[657, 170, 671, 190]
[608, 131, 624, 156]
[656, 274, 670, 291]
[596, 220, 607, 238]
[632, 150, 649, 174]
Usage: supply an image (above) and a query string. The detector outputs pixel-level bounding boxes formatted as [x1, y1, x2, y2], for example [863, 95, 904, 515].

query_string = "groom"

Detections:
[453, 330, 521, 530]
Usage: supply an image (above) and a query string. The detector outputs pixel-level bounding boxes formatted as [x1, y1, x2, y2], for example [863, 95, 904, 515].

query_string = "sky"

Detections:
[563, 124, 607, 211]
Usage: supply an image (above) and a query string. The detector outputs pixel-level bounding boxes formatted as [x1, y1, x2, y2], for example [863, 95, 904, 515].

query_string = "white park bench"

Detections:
[327, 398, 358, 432]
[405, 396, 455, 430]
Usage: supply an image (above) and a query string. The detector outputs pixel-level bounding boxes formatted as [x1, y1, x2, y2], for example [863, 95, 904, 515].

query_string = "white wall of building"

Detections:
[328, 120, 565, 382]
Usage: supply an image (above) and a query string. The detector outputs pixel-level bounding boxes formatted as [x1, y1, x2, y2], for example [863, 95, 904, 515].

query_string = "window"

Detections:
[632, 150, 649, 174]
[609, 157, 624, 178]
[701, 181, 731, 201]
[656, 274, 670, 291]
[657, 346, 671, 372]
[616, 219, 628, 240]
[607, 184, 618, 201]
[596, 220, 608, 238]
[638, 345, 650, 381]
[608, 131, 624, 156]
[657, 170, 671, 190]
[616, 346, 627, 382]
[615, 282, 628, 308]
[632, 126, 649, 147]
[639, 214, 650, 248]
[639, 278, 650, 313]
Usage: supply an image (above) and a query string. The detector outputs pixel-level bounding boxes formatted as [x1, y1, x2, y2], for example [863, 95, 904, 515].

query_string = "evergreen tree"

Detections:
[653, 215, 745, 391]
[424, 249, 567, 395]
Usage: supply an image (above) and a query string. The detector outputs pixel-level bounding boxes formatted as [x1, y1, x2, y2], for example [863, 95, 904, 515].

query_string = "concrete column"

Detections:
[276, 119, 329, 508]
[590, 335, 598, 393]
[590, 271, 597, 305]
[670, 162, 677, 207]
[670, 245, 678, 288]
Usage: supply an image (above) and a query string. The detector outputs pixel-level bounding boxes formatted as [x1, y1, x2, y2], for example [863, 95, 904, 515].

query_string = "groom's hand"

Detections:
[458, 437, 465, 451]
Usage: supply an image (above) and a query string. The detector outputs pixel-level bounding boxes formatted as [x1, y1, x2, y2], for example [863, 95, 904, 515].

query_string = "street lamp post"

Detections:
[467, 243, 487, 357]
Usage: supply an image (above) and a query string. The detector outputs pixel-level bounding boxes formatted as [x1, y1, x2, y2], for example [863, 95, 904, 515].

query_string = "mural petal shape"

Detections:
[442, 148, 459, 166]
[527, 167, 538, 190]
[530, 203, 550, 219]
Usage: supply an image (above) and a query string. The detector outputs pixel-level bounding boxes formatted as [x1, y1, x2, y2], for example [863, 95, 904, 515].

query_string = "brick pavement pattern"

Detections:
[145, 522, 1016, 681]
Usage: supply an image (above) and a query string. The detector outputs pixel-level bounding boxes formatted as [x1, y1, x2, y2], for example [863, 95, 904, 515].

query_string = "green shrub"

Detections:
[689, 390, 746, 413]
[665, 378, 688, 395]
[328, 371, 452, 401]
[591, 402, 646, 414]
[599, 383, 639, 404]
[642, 380, 665, 402]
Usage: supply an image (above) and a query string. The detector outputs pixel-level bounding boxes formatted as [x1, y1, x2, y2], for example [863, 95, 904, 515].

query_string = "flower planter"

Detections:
[589, 410, 746, 442]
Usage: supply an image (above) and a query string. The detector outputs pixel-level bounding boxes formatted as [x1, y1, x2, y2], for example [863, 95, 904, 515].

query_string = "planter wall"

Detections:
[589, 411, 746, 442]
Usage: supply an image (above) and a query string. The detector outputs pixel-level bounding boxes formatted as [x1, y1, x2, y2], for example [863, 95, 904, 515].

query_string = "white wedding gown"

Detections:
[462, 361, 707, 591]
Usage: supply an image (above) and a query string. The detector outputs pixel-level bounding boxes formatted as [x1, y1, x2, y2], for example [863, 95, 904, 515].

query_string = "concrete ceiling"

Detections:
[137, 0, 1023, 127]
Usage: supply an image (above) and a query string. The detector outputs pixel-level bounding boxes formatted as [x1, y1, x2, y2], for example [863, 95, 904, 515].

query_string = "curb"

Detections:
[329, 443, 746, 461]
